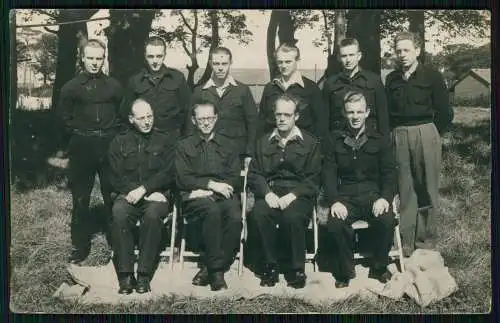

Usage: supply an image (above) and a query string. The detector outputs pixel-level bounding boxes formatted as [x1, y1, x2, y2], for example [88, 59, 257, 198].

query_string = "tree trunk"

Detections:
[408, 10, 425, 64]
[346, 9, 381, 74]
[107, 10, 155, 87]
[196, 10, 220, 88]
[266, 10, 280, 80]
[320, 10, 346, 85]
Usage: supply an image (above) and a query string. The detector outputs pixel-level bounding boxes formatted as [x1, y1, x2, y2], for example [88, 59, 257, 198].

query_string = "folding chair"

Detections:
[351, 195, 405, 272]
[177, 168, 249, 276]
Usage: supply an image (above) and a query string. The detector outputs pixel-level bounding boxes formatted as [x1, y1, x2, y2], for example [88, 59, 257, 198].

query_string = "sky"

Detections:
[16, 9, 491, 70]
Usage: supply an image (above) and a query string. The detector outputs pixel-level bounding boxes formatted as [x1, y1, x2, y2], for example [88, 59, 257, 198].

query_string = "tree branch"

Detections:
[180, 37, 191, 57]
[43, 26, 58, 34]
[33, 9, 59, 20]
[179, 11, 194, 33]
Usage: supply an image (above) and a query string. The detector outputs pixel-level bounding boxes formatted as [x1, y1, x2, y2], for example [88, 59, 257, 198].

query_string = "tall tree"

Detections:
[154, 9, 252, 89]
[408, 10, 425, 63]
[32, 33, 58, 84]
[319, 10, 346, 85]
[346, 9, 382, 73]
[107, 9, 156, 87]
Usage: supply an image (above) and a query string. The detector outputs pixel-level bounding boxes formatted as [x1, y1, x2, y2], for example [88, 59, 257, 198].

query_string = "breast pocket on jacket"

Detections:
[146, 145, 165, 170]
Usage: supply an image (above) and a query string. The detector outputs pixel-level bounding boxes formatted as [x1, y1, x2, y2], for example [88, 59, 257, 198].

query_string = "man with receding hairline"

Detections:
[258, 43, 328, 140]
[57, 38, 123, 264]
[108, 98, 176, 294]
[121, 36, 191, 137]
[386, 31, 453, 256]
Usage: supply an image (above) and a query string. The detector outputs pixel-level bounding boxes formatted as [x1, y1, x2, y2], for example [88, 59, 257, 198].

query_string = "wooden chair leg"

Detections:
[179, 218, 187, 271]
[394, 224, 405, 272]
[312, 207, 318, 272]
[169, 204, 177, 270]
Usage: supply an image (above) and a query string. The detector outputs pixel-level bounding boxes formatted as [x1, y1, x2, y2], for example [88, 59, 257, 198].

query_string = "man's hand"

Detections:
[208, 180, 234, 199]
[188, 189, 214, 199]
[144, 192, 167, 202]
[265, 192, 281, 209]
[126, 186, 147, 204]
[331, 202, 348, 220]
[244, 157, 252, 170]
[278, 193, 297, 210]
[373, 198, 390, 217]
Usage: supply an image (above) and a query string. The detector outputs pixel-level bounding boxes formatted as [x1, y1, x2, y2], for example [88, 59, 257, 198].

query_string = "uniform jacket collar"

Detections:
[202, 75, 238, 90]
[273, 71, 305, 89]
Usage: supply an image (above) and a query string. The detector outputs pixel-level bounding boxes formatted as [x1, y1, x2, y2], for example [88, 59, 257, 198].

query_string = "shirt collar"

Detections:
[273, 71, 305, 88]
[203, 75, 238, 90]
[194, 132, 216, 145]
[141, 65, 168, 80]
[269, 126, 303, 142]
[79, 71, 105, 84]
[403, 61, 419, 80]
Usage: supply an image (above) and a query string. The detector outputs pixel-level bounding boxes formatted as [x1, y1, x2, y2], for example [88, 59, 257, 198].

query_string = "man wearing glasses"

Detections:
[175, 100, 242, 291]
[248, 93, 322, 289]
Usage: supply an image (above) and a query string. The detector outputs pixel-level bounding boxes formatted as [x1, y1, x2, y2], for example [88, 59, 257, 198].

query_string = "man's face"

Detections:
[338, 44, 362, 72]
[276, 50, 299, 78]
[82, 46, 105, 74]
[344, 100, 370, 130]
[211, 53, 231, 81]
[394, 39, 420, 69]
[192, 104, 218, 136]
[145, 44, 166, 72]
[129, 102, 154, 133]
[275, 99, 299, 133]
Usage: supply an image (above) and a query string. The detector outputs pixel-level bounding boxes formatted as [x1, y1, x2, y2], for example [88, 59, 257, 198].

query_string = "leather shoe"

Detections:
[369, 266, 392, 284]
[286, 270, 306, 289]
[335, 278, 350, 288]
[192, 266, 210, 286]
[260, 264, 279, 287]
[210, 271, 228, 291]
[118, 274, 136, 294]
[136, 273, 151, 294]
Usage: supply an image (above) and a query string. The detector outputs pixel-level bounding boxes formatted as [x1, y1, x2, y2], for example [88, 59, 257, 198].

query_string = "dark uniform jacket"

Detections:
[249, 128, 322, 199]
[321, 126, 396, 208]
[385, 63, 453, 133]
[175, 133, 242, 196]
[323, 68, 389, 136]
[121, 65, 191, 135]
[57, 71, 123, 135]
[185, 79, 258, 157]
[108, 128, 176, 197]
[258, 76, 328, 140]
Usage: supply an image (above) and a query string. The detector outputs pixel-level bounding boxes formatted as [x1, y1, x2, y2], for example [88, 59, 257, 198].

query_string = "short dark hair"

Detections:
[343, 91, 368, 111]
[81, 38, 106, 54]
[209, 46, 233, 62]
[274, 93, 299, 114]
[339, 38, 360, 51]
[191, 99, 219, 117]
[275, 42, 301, 60]
[393, 31, 421, 50]
[145, 36, 166, 51]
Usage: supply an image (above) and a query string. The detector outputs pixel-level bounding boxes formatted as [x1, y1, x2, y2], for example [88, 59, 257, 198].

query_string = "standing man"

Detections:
[323, 38, 389, 136]
[186, 47, 258, 169]
[249, 94, 322, 289]
[108, 99, 176, 294]
[57, 39, 123, 264]
[175, 100, 242, 291]
[258, 43, 328, 140]
[121, 36, 191, 137]
[385, 32, 453, 255]
[318, 91, 396, 288]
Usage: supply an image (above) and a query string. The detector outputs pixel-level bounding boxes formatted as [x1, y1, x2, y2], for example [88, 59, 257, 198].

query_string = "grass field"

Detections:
[9, 106, 492, 313]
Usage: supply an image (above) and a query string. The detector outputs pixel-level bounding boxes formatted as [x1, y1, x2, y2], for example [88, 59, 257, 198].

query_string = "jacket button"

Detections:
[280, 158, 284, 162]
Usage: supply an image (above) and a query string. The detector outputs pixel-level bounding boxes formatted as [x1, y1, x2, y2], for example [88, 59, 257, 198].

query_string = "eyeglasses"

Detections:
[195, 116, 217, 123]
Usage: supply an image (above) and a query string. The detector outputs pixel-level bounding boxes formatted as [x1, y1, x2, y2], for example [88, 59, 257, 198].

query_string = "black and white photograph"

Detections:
[9, 8, 492, 313]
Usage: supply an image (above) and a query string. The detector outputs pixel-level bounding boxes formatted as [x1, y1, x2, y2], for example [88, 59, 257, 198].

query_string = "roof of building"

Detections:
[451, 68, 491, 90]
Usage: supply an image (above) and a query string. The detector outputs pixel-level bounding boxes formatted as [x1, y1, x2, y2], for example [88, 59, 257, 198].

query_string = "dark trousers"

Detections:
[250, 195, 313, 272]
[182, 196, 242, 271]
[68, 134, 114, 252]
[317, 195, 395, 279]
[111, 197, 169, 274]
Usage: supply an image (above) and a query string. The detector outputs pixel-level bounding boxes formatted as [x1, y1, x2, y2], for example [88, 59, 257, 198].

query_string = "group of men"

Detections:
[57, 30, 452, 294]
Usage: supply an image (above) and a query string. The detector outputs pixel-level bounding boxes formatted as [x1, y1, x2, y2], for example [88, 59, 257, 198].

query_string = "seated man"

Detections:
[248, 93, 321, 289]
[318, 91, 396, 288]
[108, 99, 176, 294]
[175, 100, 242, 291]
